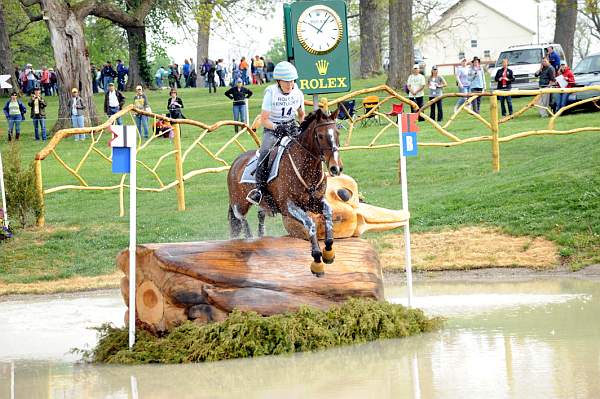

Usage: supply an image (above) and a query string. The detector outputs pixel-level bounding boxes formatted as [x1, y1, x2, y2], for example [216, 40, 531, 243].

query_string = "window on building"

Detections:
[458, 51, 465, 60]
[471, 40, 478, 48]
[484, 50, 491, 58]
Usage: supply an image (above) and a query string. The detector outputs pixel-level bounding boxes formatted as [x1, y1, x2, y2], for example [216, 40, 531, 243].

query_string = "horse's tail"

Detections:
[228, 204, 243, 238]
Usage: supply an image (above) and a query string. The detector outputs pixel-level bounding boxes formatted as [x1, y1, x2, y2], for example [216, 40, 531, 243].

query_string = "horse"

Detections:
[227, 108, 343, 277]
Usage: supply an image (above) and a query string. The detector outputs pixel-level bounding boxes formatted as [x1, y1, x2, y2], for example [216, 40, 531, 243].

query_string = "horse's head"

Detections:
[303, 108, 343, 176]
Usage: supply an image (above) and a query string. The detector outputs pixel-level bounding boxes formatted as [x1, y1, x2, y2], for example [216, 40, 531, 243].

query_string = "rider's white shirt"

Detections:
[261, 84, 305, 124]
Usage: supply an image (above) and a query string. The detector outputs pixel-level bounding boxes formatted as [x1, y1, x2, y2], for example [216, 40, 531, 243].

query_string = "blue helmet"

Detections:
[273, 61, 298, 81]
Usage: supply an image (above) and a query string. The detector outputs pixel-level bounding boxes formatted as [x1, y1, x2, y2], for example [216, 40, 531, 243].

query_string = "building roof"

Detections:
[433, 0, 536, 36]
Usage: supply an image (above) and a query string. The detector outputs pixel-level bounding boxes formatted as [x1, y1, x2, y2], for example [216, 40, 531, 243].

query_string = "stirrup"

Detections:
[246, 189, 263, 205]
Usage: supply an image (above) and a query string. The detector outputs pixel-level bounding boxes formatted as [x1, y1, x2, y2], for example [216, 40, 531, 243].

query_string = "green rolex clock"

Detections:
[296, 5, 343, 55]
[285, 0, 351, 95]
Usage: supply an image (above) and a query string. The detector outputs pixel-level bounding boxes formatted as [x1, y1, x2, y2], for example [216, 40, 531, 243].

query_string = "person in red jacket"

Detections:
[556, 60, 575, 111]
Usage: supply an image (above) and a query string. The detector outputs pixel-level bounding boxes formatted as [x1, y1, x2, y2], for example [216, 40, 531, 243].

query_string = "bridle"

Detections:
[285, 119, 340, 194]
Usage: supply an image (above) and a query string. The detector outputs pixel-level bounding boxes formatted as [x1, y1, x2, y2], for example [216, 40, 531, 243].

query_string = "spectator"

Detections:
[49, 68, 58, 96]
[40, 66, 52, 96]
[230, 59, 238, 79]
[427, 66, 447, 122]
[454, 57, 471, 112]
[216, 59, 226, 87]
[555, 60, 575, 111]
[3, 92, 27, 141]
[167, 88, 184, 119]
[116, 59, 128, 91]
[407, 64, 426, 121]
[494, 58, 515, 117]
[28, 88, 47, 141]
[182, 59, 191, 87]
[468, 56, 486, 114]
[90, 64, 99, 94]
[68, 88, 86, 141]
[173, 63, 181, 88]
[189, 58, 197, 88]
[534, 57, 555, 117]
[239, 57, 249, 85]
[546, 46, 561, 72]
[133, 85, 150, 139]
[24, 64, 37, 94]
[101, 61, 117, 93]
[155, 66, 166, 89]
[265, 59, 275, 82]
[224, 78, 253, 132]
[206, 59, 217, 93]
[104, 82, 125, 125]
[254, 55, 265, 84]
[167, 64, 177, 89]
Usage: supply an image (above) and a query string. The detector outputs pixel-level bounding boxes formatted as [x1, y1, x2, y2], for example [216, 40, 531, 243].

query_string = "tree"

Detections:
[18, 0, 99, 130]
[554, 0, 578, 65]
[0, 0, 17, 93]
[386, 0, 413, 90]
[580, 0, 600, 41]
[359, 0, 383, 78]
[265, 38, 287, 64]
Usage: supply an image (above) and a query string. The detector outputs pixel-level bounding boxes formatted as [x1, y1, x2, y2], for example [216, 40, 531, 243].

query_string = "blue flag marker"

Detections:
[112, 147, 131, 173]
[402, 132, 418, 157]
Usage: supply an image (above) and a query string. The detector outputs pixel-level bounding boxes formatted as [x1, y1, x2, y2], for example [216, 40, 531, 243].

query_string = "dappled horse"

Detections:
[227, 108, 343, 277]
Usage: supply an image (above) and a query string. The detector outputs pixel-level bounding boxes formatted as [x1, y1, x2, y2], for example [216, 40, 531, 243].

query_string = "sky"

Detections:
[164, 0, 593, 64]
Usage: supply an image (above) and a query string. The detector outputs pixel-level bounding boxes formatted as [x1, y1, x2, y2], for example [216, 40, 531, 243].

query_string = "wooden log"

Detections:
[117, 237, 384, 333]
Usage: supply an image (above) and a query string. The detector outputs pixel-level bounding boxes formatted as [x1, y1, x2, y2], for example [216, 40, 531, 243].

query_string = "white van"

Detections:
[489, 43, 566, 90]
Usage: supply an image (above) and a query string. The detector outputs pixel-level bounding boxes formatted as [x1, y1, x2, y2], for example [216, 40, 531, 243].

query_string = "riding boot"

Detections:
[247, 156, 270, 205]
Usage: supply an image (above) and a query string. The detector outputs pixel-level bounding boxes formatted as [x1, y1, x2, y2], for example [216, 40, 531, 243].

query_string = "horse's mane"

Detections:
[299, 109, 327, 133]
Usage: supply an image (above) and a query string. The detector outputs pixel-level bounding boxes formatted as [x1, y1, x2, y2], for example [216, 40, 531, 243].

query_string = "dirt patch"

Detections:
[0, 272, 121, 296]
[378, 227, 560, 271]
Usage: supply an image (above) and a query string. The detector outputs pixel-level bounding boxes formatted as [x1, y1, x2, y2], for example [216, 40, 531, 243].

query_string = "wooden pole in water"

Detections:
[490, 94, 500, 172]
[173, 123, 186, 210]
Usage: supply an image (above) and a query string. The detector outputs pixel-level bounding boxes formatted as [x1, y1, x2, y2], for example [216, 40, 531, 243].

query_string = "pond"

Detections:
[1, 278, 599, 399]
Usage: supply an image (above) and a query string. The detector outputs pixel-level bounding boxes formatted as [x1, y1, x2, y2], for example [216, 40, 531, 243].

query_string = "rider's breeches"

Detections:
[255, 129, 278, 188]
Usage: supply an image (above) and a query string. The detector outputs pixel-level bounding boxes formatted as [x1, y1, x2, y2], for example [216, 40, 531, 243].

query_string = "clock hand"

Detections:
[317, 15, 330, 33]
[303, 21, 322, 32]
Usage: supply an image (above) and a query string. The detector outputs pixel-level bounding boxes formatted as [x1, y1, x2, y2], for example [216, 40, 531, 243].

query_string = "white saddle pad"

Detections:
[240, 136, 292, 184]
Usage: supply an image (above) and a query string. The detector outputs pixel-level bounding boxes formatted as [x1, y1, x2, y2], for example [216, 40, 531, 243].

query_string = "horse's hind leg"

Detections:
[257, 208, 266, 237]
[228, 205, 243, 238]
[287, 201, 324, 277]
[320, 199, 335, 264]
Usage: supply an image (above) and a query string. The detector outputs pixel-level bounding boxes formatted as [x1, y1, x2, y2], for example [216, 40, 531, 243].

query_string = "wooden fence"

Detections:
[34, 84, 600, 226]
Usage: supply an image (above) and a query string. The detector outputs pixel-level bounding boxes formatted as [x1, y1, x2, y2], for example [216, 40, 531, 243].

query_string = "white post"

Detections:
[10, 361, 14, 399]
[245, 99, 250, 126]
[128, 132, 137, 349]
[313, 94, 319, 111]
[0, 152, 8, 229]
[398, 115, 414, 308]
[130, 375, 139, 399]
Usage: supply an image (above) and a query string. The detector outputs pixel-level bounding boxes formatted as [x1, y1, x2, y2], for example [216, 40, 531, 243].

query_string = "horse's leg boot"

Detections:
[311, 261, 325, 277]
[322, 247, 335, 264]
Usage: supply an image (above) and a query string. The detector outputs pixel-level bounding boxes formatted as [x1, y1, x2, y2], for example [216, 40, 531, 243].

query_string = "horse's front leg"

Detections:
[320, 198, 335, 264]
[287, 200, 325, 277]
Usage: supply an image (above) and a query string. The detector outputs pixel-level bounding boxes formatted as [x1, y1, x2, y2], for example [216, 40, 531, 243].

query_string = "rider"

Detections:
[246, 61, 305, 205]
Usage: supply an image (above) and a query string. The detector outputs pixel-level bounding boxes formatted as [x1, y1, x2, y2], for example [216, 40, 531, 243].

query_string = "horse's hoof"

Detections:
[322, 247, 335, 264]
[311, 261, 325, 276]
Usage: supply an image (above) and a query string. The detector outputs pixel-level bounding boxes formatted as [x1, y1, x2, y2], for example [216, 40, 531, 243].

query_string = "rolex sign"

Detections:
[284, 0, 351, 95]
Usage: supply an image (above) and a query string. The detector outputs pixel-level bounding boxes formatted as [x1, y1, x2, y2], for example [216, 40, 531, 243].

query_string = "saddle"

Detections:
[240, 136, 292, 184]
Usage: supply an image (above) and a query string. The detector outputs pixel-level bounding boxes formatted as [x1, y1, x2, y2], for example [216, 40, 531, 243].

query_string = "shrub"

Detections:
[2, 144, 42, 228]
[84, 298, 444, 364]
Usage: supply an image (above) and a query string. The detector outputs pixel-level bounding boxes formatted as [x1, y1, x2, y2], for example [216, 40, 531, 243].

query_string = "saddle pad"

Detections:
[240, 136, 291, 184]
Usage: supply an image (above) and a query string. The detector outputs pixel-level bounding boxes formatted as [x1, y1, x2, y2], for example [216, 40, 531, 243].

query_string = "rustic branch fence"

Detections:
[34, 85, 600, 226]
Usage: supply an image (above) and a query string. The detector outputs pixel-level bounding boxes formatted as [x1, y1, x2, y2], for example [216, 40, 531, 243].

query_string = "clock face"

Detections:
[297, 5, 343, 55]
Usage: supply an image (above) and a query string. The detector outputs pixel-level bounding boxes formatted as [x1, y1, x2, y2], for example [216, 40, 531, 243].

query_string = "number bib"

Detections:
[262, 84, 305, 124]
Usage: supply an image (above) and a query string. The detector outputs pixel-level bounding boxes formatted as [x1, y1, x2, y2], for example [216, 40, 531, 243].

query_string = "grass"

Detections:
[0, 74, 599, 285]
[83, 298, 443, 364]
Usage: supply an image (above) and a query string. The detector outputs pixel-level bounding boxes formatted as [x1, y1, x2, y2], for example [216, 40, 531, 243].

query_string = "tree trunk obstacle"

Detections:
[118, 237, 385, 333]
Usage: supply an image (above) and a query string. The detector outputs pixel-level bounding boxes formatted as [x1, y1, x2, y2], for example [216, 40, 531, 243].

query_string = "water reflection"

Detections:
[1, 278, 599, 399]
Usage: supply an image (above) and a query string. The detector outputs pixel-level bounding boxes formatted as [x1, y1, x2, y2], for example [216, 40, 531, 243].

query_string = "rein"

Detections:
[285, 120, 338, 194]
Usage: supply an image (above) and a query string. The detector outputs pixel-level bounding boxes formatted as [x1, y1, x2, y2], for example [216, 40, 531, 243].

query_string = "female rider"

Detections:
[246, 61, 305, 205]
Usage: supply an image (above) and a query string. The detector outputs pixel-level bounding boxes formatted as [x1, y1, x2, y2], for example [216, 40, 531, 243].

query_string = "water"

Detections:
[1, 278, 599, 399]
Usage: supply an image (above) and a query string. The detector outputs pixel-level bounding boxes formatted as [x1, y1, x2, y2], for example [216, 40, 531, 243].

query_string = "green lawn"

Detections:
[1, 75, 599, 284]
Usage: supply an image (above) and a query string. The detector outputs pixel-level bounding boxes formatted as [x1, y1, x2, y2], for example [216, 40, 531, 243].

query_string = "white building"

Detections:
[419, 0, 536, 75]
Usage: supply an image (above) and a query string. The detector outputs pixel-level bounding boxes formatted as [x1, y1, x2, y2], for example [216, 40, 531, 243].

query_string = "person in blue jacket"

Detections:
[546, 46, 561, 72]
[3, 92, 27, 141]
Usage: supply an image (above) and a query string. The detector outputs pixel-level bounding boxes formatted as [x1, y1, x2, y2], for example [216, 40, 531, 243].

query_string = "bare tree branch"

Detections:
[8, 14, 43, 37]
